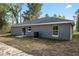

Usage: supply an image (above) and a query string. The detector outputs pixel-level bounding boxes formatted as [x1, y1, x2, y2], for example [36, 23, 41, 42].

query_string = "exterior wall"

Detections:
[58, 24, 72, 40]
[11, 27, 23, 35]
[26, 25, 52, 38]
[11, 24, 73, 40]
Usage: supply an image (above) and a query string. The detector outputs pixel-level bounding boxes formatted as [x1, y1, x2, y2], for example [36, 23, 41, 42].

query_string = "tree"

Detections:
[62, 16, 65, 19]
[58, 15, 65, 19]
[23, 3, 42, 21]
[8, 3, 23, 24]
[75, 9, 79, 31]
[45, 14, 49, 17]
[0, 4, 8, 30]
[53, 14, 57, 18]
[58, 15, 61, 18]
[53, 14, 65, 19]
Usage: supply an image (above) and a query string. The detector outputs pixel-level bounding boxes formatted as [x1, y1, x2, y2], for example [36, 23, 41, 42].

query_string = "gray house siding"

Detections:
[11, 27, 23, 35]
[28, 25, 52, 38]
[11, 23, 72, 40]
[59, 24, 72, 40]
[11, 26, 26, 36]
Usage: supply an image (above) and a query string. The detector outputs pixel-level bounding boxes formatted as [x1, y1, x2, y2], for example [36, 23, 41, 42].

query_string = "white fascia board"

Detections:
[12, 21, 74, 27]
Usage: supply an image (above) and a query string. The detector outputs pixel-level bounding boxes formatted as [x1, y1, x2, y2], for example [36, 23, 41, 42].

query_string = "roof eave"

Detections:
[12, 21, 74, 27]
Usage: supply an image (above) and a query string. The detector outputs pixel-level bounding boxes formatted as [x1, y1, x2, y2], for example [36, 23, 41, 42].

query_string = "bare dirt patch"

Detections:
[0, 33, 79, 56]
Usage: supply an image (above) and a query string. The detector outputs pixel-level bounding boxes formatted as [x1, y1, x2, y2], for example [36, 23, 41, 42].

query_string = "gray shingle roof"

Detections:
[13, 17, 74, 27]
[23, 17, 73, 24]
[36, 17, 72, 23]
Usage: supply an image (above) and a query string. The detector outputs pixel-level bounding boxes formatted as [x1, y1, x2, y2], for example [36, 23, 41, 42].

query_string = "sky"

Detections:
[21, 3, 79, 20]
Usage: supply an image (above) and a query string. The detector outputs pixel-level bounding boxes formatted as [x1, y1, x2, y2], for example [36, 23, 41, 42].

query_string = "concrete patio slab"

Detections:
[0, 42, 32, 56]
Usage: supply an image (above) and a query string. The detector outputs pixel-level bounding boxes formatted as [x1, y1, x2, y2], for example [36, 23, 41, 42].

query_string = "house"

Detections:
[11, 17, 74, 40]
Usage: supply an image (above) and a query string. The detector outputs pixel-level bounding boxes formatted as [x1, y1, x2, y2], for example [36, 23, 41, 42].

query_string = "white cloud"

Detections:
[66, 5, 72, 8]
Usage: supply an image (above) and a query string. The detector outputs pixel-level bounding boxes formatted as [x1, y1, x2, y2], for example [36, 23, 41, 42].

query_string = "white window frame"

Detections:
[28, 27, 31, 32]
[52, 25, 59, 37]
[28, 31, 31, 32]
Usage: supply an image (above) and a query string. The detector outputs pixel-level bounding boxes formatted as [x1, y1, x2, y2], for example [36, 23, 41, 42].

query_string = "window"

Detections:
[52, 25, 59, 37]
[28, 26, 31, 32]
[28, 27, 31, 31]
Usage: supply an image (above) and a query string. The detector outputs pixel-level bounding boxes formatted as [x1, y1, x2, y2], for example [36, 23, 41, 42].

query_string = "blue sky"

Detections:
[22, 3, 79, 20]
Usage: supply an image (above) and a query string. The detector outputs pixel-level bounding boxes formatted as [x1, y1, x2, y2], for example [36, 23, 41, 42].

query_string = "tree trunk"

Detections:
[76, 14, 79, 31]
[16, 16, 19, 24]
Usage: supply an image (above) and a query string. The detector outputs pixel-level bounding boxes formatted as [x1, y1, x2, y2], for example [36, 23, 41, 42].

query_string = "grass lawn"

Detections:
[0, 32, 79, 56]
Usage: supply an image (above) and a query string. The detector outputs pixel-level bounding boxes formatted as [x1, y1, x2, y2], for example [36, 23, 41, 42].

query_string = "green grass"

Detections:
[74, 32, 79, 35]
[73, 32, 79, 40]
